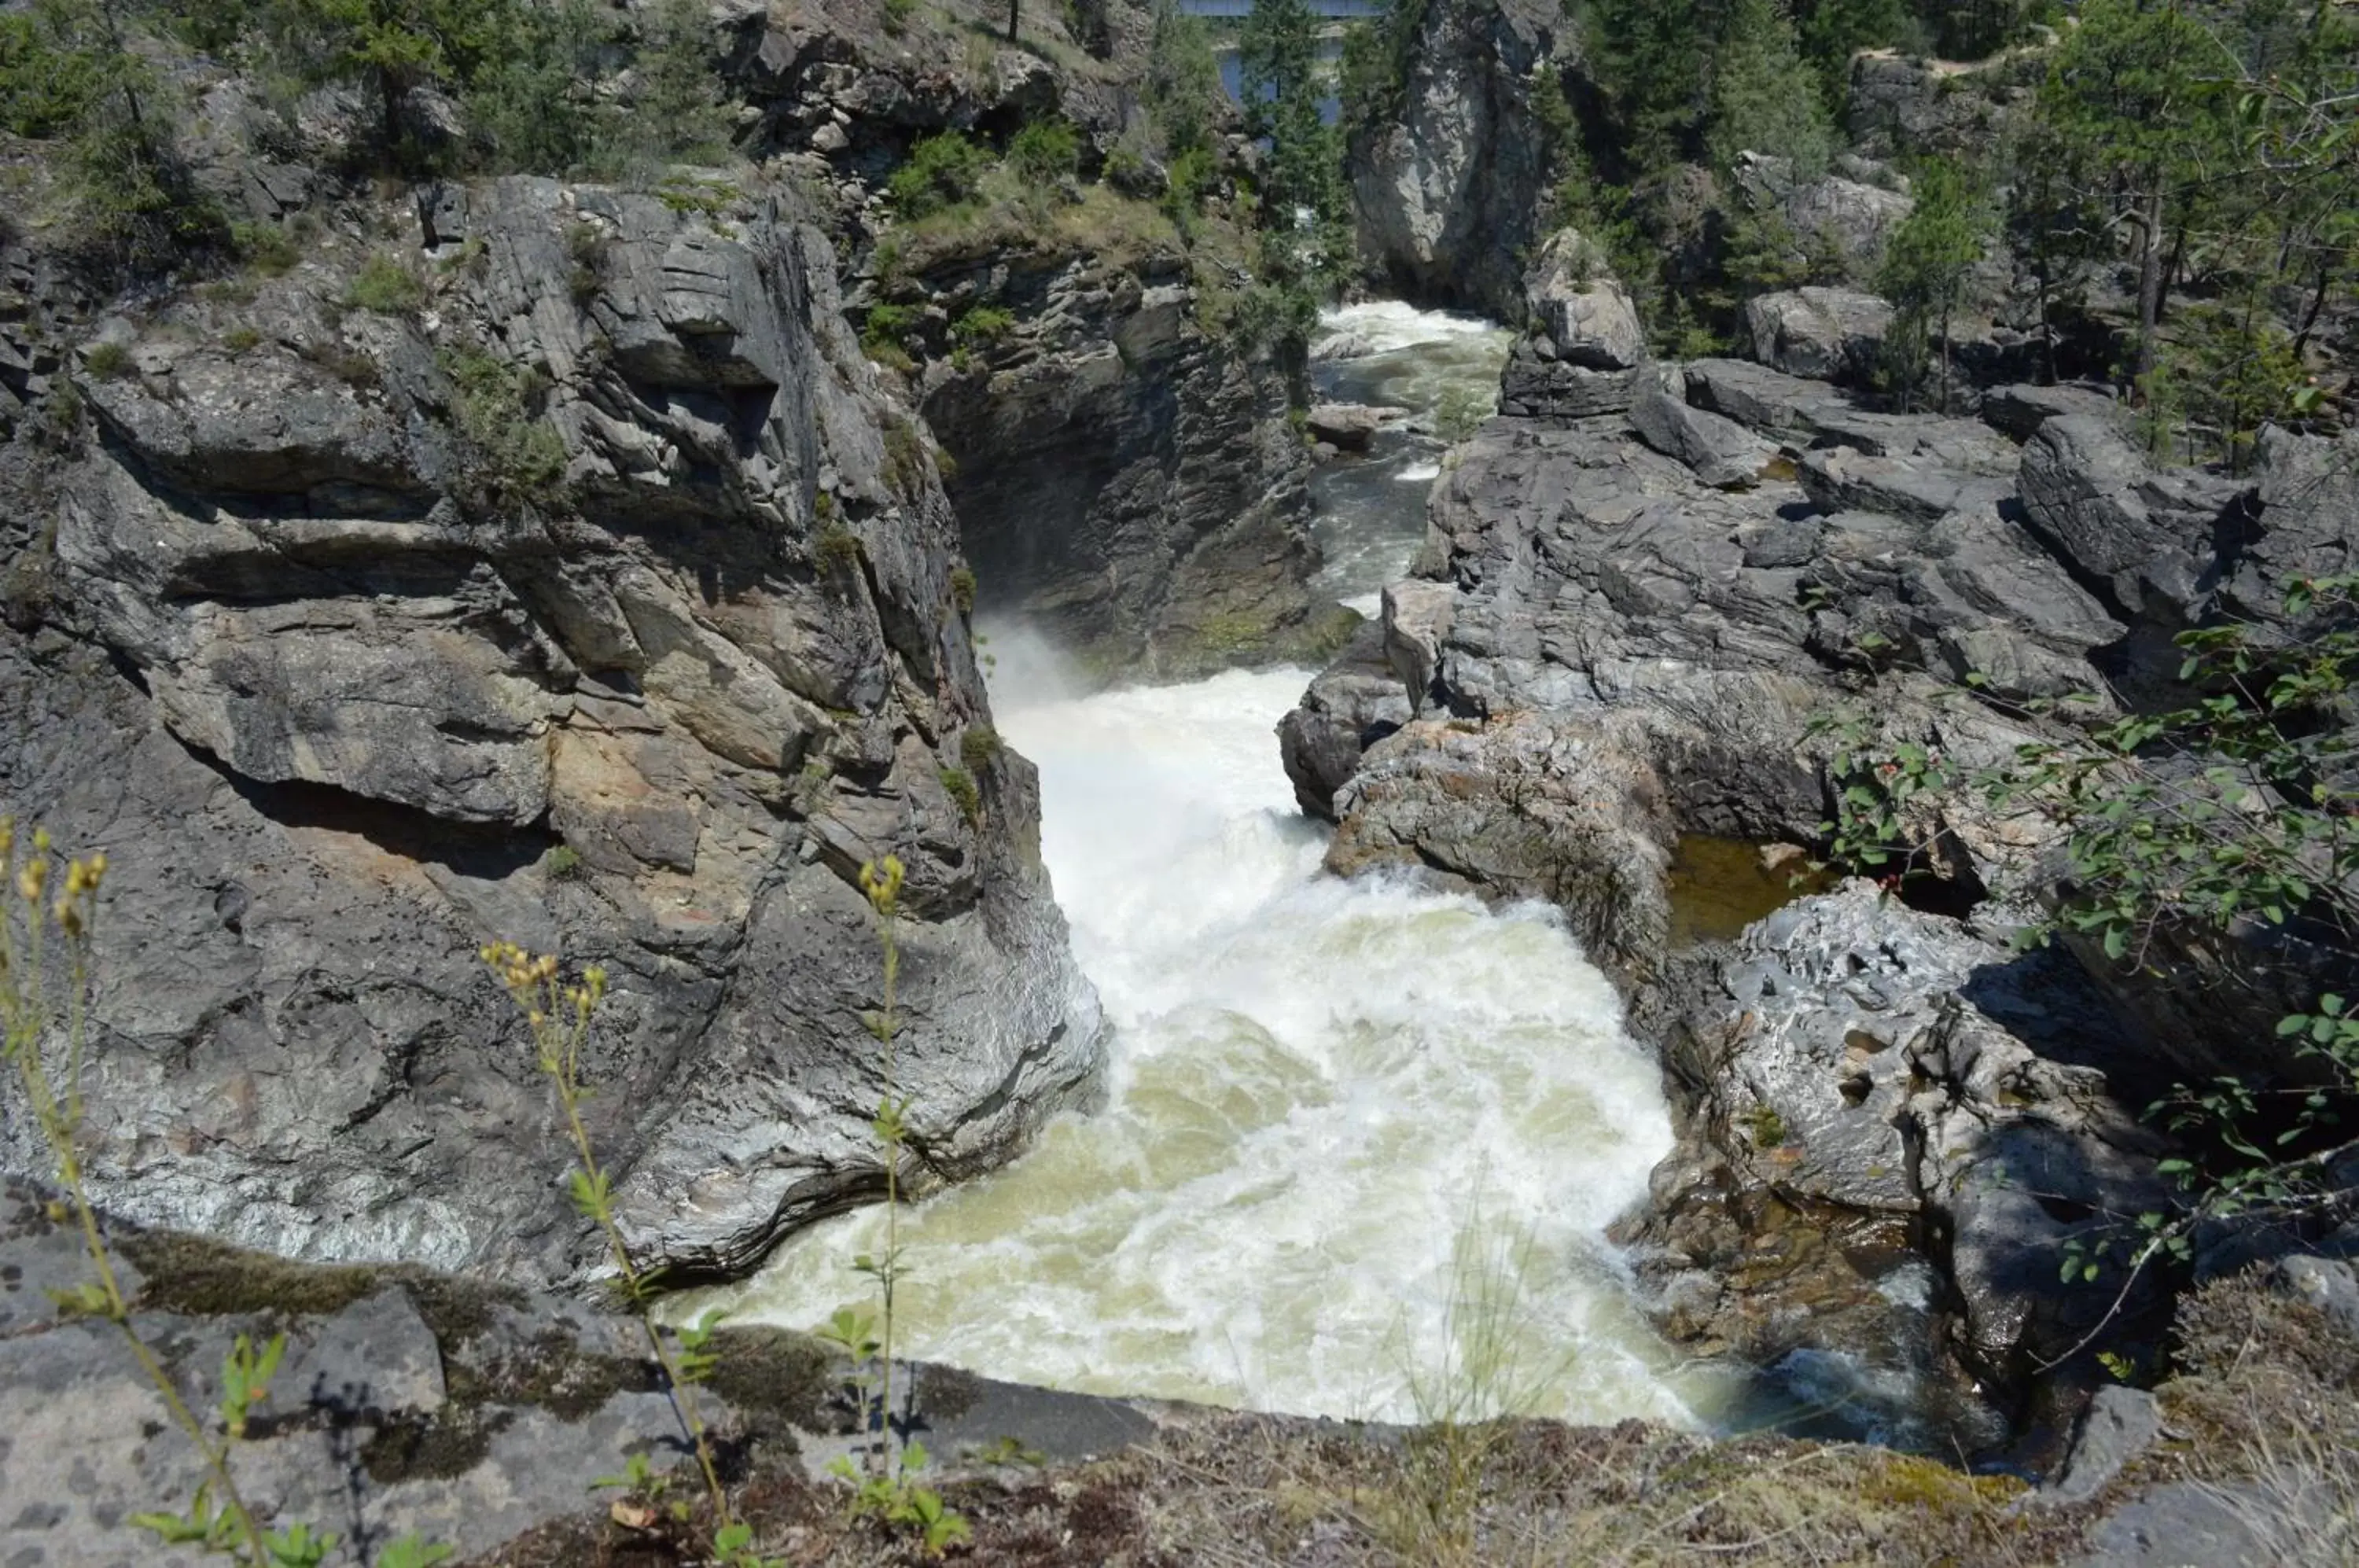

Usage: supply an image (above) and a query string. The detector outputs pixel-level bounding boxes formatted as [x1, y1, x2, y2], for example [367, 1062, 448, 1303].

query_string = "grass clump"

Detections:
[439, 346, 567, 491]
[937, 765, 981, 826]
[230, 219, 301, 277]
[83, 340, 131, 379]
[347, 252, 428, 315]
[959, 725, 999, 771]
[815, 522, 863, 576]
[544, 843, 582, 881]
[862, 303, 922, 373]
[222, 326, 262, 355]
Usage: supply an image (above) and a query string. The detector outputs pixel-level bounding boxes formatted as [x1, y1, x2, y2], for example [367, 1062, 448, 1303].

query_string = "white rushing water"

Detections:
[690, 304, 1713, 1427]
[697, 642, 1703, 1426]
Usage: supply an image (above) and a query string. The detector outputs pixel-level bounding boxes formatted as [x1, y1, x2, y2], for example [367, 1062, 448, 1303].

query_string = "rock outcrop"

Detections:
[915, 252, 1347, 675]
[1498, 228, 1651, 418]
[1345, 0, 1578, 322]
[0, 177, 1102, 1287]
[1277, 224, 2347, 1408]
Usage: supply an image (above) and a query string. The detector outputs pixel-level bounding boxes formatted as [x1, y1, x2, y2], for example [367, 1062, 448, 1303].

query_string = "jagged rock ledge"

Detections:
[1280, 226, 2359, 1437]
[0, 173, 1103, 1290]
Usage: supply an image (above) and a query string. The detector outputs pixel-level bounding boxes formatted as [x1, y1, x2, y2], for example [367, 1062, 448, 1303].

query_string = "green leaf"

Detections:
[378, 1538, 456, 1568]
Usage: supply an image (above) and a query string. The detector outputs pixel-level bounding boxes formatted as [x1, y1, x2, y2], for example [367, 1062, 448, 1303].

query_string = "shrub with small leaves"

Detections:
[1007, 118, 1079, 184]
[937, 764, 981, 826]
[948, 565, 977, 616]
[886, 131, 992, 219]
[83, 340, 131, 379]
[347, 252, 427, 315]
[959, 725, 1000, 771]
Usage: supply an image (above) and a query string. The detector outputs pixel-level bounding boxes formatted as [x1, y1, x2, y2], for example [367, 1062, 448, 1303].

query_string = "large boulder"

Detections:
[1630, 374, 1776, 489]
[1641, 882, 2170, 1390]
[2, 179, 1105, 1287]
[1498, 228, 1649, 418]
[1746, 286, 1894, 384]
[2016, 414, 2253, 628]
[917, 259, 1339, 678]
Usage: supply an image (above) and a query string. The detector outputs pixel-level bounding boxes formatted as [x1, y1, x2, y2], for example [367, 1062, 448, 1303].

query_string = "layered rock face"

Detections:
[734, 0, 1338, 675]
[1346, 0, 1577, 322]
[0, 178, 1102, 1286]
[1283, 230, 2354, 1405]
[917, 252, 1342, 675]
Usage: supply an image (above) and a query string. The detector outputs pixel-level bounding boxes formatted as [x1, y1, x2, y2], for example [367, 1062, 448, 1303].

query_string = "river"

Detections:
[686, 305, 1734, 1428]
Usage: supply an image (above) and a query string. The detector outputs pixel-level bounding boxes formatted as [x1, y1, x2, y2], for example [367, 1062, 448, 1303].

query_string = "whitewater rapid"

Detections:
[680, 302, 1717, 1425]
[694, 639, 1702, 1425]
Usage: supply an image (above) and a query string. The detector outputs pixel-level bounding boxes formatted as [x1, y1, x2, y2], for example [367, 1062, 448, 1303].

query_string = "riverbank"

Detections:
[9, 1181, 2349, 1565]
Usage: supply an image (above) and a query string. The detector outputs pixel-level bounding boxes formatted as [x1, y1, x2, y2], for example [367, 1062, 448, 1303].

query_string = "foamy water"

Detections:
[689, 638, 1703, 1425]
[1308, 303, 1511, 601]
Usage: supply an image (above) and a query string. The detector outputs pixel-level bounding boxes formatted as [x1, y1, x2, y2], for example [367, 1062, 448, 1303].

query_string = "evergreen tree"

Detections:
[2032, 0, 2230, 385]
[1876, 156, 1990, 411]
[1579, 0, 1713, 175]
[1706, 0, 1834, 178]
[1146, 0, 1222, 156]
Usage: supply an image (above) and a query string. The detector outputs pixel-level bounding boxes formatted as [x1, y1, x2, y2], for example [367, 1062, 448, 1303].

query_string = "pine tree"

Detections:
[1876, 156, 1990, 412]
[1706, 0, 1833, 179]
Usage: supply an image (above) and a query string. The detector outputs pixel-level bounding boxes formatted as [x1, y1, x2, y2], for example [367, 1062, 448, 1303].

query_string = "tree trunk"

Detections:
[1007, 0, 1019, 42]
[1938, 298, 1952, 416]
[2036, 257, 2055, 385]
[2134, 179, 2166, 386]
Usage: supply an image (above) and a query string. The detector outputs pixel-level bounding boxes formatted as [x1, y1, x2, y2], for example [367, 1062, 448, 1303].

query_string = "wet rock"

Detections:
[2041, 1386, 2162, 1506]
[1655, 884, 2169, 1385]
[1306, 403, 1411, 452]
[1277, 620, 1412, 820]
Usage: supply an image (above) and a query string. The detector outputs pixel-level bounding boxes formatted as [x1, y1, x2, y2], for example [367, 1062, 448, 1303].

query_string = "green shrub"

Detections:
[882, 0, 917, 33]
[1007, 119, 1079, 184]
[223, 326, 263, 355]
[951, 304, 1015, 347]
[937, 764, 981, 826]
[959, 724, 999, 771]
[0, 14, 98, 137]
[544, 843, 583, 880]
[815, 522, 862, 575]
[347, 252, 427, 315]
[1164, 145, 1216, 234]
[438, 346, 566, 490]
[230, 220, 301, 276]
[887, 131, 992, 219]
[83, 340, 131, 380]
[948, 565, 977, 616]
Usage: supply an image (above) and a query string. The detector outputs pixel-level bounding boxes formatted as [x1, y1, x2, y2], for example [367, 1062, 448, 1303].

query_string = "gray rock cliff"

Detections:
[0, 177, 1104, 1287]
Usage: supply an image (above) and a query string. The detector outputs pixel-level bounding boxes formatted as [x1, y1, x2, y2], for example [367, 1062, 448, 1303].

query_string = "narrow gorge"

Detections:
[0, 0, 2354, 1563]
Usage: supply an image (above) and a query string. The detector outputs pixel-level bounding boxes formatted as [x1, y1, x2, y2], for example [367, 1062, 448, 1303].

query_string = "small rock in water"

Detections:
[1306, 403, 1411, 452]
